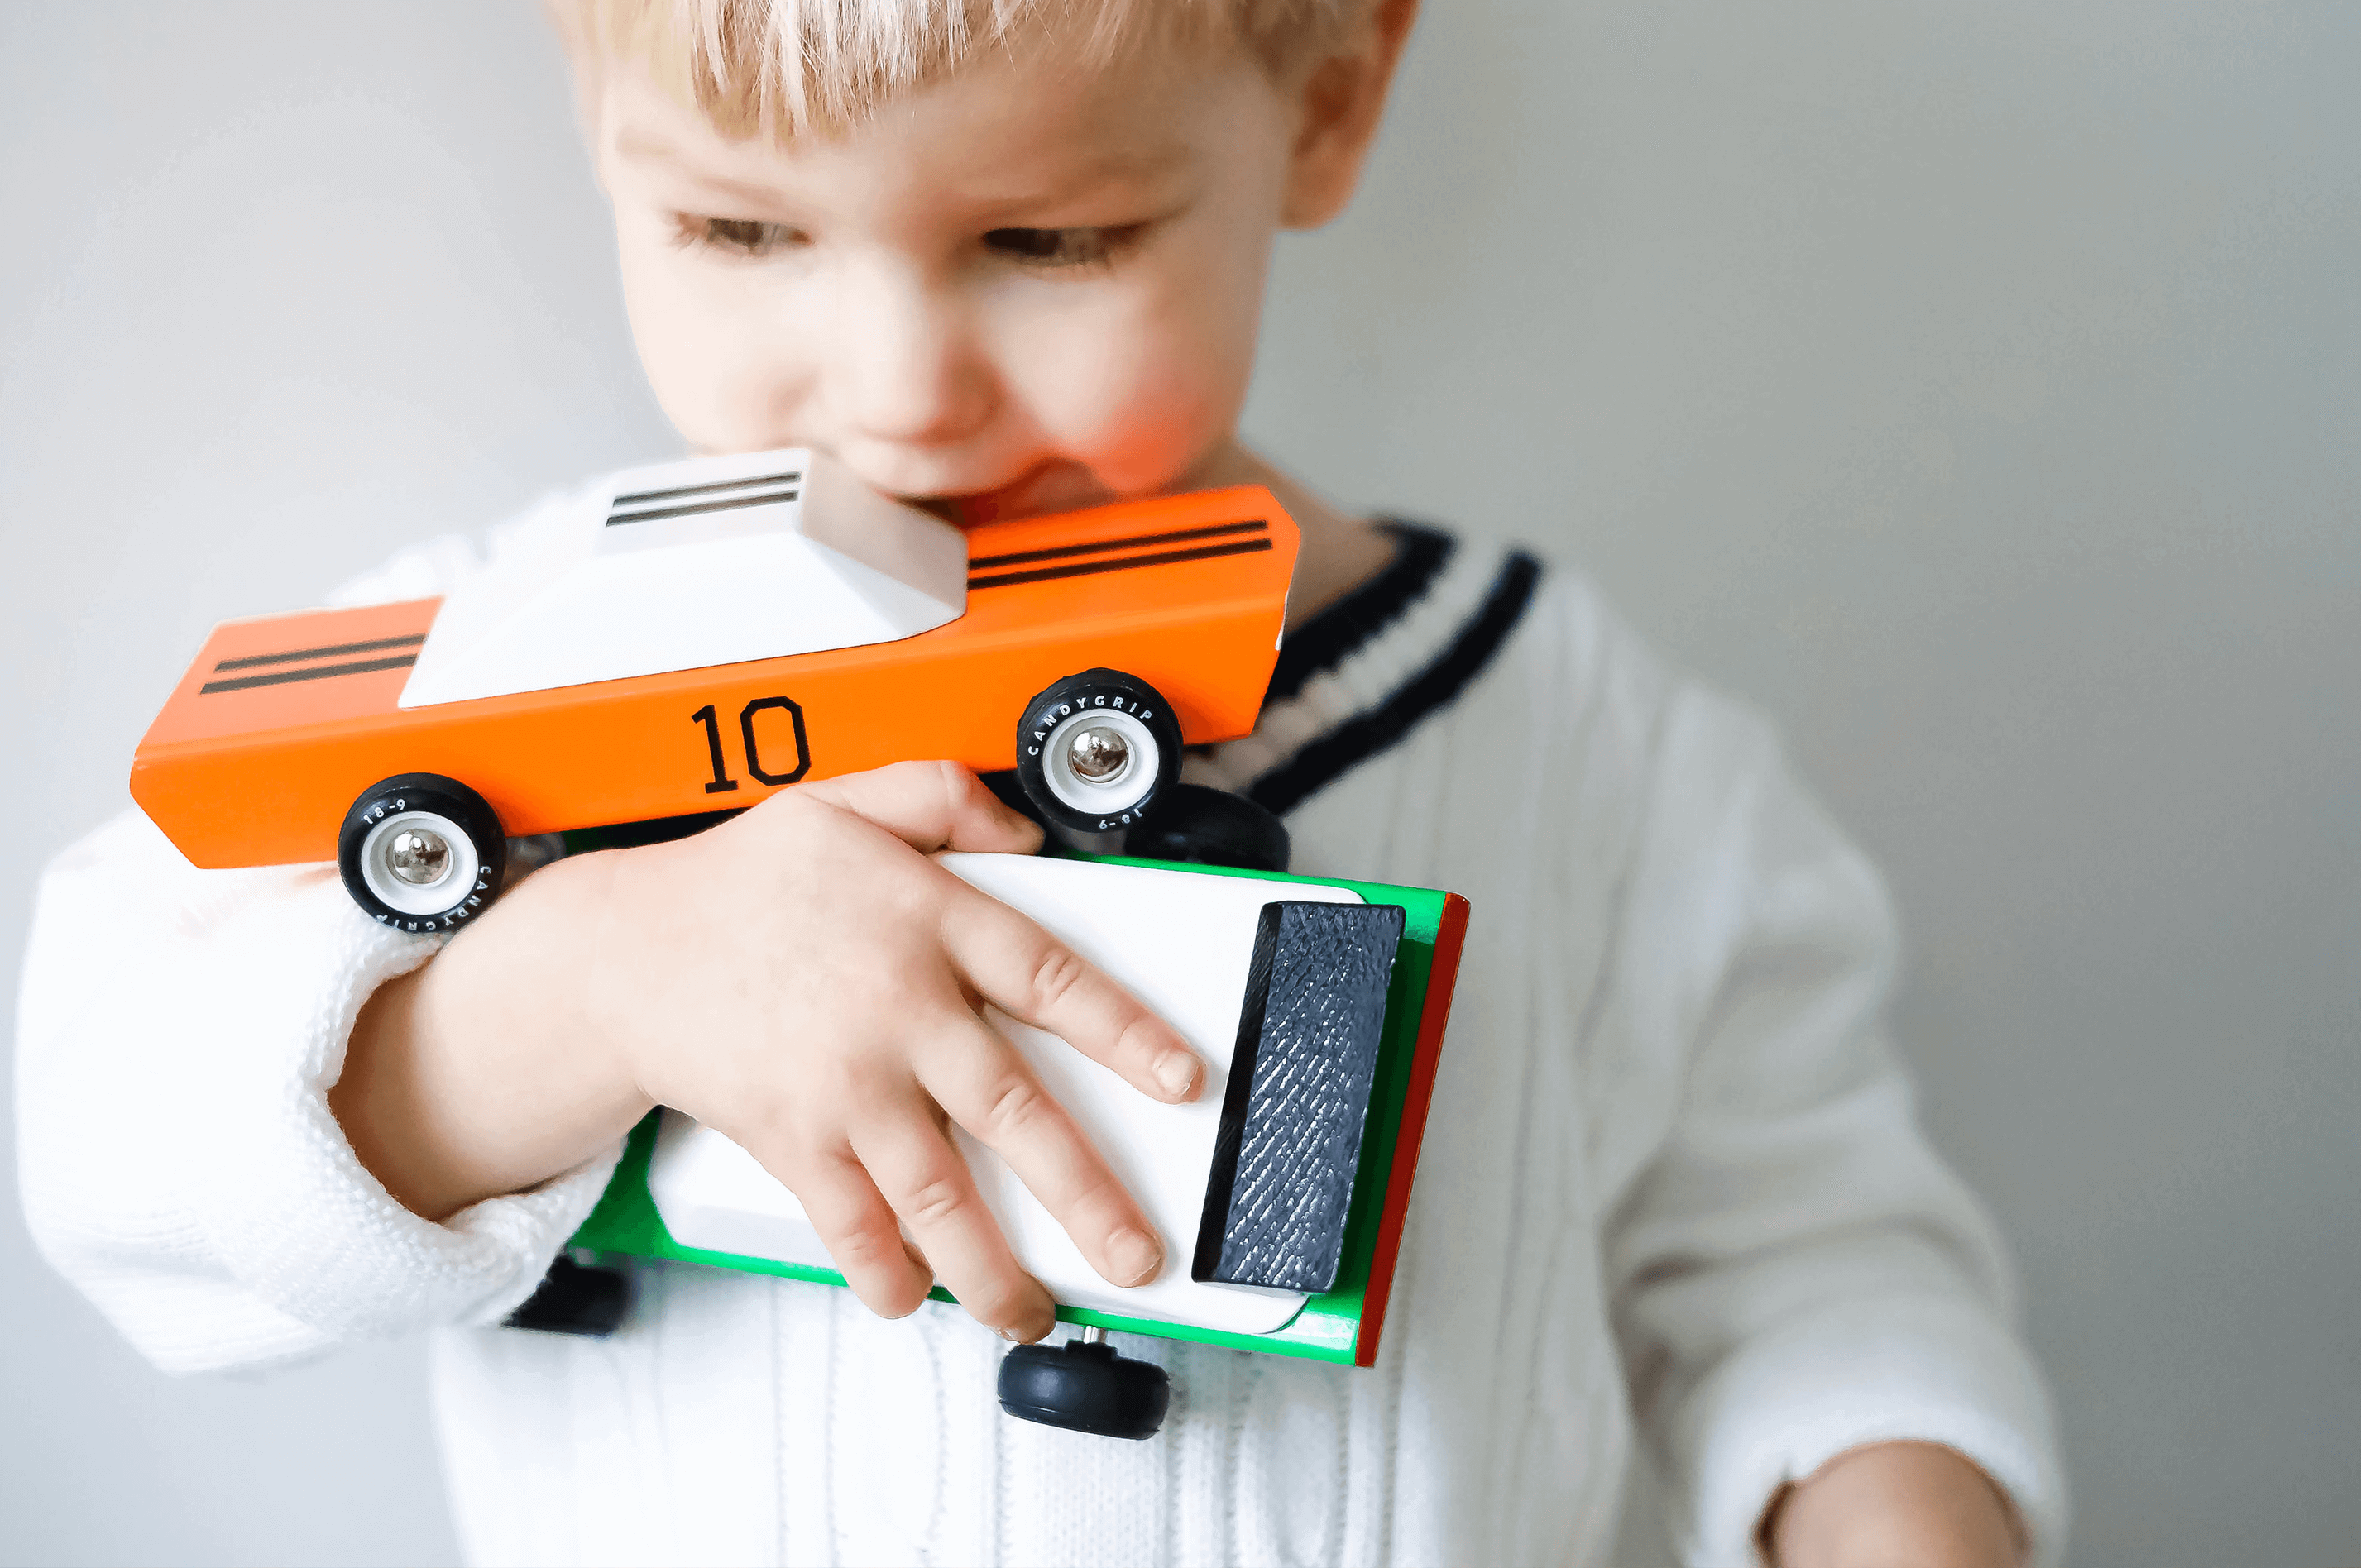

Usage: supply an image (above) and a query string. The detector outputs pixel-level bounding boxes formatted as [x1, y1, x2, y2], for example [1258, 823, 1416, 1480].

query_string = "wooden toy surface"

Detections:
[572, 853, 1469, 1367]
[131, 486, 1298, 868]
[121, 463, 1460, 1360]
[649, 855, 1367, 1335]
[397, 449, 971, 707]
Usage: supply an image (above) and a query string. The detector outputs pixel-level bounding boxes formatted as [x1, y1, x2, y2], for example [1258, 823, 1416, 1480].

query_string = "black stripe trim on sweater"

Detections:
[1264, 522, 1454, 706]
[1247, 550, 1541, 816]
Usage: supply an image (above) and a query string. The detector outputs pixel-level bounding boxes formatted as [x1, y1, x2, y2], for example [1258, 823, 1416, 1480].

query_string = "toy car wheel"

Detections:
[338, 773, 507, 932]
[996, 1330, 1170, 1440]
[1014, 670, 1184, 834]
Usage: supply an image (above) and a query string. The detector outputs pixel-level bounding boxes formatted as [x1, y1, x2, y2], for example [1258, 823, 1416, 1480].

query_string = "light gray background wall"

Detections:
[2, 2, 2354, 1563]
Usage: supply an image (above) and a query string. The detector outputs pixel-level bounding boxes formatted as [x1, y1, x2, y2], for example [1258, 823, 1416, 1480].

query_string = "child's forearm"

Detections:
[1762, 1441, 2026, 1568]
[333, 851, 652, 1222]
[325, 764, 1198, 1345]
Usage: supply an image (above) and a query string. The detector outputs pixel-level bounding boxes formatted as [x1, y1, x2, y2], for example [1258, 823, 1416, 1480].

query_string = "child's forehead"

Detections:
[558, 0, 1356, 146]
[601, 38, 1231, 212]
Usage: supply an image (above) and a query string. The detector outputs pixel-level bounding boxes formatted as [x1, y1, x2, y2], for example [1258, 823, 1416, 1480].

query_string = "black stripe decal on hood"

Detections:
[969, 519, 1267, 571]
[967, 538, 1271, 590]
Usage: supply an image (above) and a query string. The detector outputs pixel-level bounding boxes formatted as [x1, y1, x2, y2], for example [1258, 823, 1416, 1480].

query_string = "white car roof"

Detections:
[398, 447, 966, 709]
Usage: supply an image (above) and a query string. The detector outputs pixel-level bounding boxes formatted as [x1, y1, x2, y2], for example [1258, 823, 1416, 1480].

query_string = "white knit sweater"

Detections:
[16, 499, 2064, 1566]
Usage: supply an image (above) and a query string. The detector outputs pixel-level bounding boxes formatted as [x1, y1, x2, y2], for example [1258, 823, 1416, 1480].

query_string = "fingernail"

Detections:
[1109, 1226, 1162, 1284]
[996, 1325, 1026, 1343]
[1155, 1051, 1199, 1098]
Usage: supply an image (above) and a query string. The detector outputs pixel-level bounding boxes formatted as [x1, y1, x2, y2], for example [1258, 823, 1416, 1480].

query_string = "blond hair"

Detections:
[548, 0, 1368, 139]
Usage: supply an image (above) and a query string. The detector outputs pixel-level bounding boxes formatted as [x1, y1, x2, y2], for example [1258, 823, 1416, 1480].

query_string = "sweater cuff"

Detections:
[1664, 1296, 2066, 1567]
[179, 867, 623, 1346]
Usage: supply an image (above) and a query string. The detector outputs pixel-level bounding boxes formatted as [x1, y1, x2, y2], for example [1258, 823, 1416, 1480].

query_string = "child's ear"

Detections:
[1280, 0, 1420, 230]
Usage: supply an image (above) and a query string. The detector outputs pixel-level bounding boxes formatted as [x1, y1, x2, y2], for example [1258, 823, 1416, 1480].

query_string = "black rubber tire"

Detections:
[337, 773, 507, 933]
[996, 1337, 1171, 1440]
[1123, 784, 1291, 873]
[1013, 670, 1184, 834]
[503, 1256, 630, 1337]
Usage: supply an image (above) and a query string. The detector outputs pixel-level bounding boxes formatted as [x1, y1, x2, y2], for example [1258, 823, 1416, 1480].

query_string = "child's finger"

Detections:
[850, 1104, 1058, 1343]
[938, 880, 1203, 1105]
[789, 760, 1042, 855]
[756, 1140, 936, 1322]
[916, 1012, 1166, 1292]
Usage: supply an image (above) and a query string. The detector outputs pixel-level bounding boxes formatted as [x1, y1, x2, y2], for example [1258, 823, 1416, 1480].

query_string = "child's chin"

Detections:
[948, 461, 1117, 527]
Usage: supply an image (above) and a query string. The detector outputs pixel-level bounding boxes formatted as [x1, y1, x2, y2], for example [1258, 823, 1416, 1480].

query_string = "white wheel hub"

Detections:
[1041, 706, 1160, 816]
[358, 809, 481, 916]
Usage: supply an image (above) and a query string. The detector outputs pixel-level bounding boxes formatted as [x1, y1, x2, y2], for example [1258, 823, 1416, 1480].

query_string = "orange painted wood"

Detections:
[132, 487, 1299, 869]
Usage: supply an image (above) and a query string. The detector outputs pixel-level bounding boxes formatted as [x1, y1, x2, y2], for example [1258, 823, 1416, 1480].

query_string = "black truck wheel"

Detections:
[1013, 670, 1184, 834]
[504, 1255, 631, 1337]
[997, 1328, 1170, 1439]
[338, 773, 506, 932]
[1123, 784, 1291, 874]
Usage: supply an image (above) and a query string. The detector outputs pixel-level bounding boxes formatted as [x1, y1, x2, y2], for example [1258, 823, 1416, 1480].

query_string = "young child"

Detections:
[17, 1, 2064, 1562]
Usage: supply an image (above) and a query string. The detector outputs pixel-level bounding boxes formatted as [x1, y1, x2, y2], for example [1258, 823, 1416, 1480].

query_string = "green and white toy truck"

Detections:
[546, 850, 1467, 1439]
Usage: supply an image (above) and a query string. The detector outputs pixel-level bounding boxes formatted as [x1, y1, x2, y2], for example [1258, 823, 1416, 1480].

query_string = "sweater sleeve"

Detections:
[1603, 685, 2066, 1566]
[15, 502, 620, 1375]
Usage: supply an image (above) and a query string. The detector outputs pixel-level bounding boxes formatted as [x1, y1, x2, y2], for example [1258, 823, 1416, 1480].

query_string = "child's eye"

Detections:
[983, 226, 1137, 271]
[673, 214, 807, 259]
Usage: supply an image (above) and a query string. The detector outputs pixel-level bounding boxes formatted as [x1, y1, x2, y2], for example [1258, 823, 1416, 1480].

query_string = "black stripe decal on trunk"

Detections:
[968, 519, 1267, 571]
[968, 538, 1271, 590]
[201, 654, 419, 695]
[213, 633, 426, 672]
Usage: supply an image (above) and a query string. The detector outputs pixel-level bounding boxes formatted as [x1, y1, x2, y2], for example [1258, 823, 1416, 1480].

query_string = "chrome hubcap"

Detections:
[1068, 726, 1132, 782]
[387, 828, 453, 886]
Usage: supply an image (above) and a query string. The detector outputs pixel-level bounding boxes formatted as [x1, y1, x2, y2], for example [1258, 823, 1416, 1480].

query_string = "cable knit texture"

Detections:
[15, 491, 2064, 1566]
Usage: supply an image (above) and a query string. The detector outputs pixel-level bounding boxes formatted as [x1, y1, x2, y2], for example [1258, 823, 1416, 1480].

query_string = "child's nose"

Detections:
[832, 266, 995, 448]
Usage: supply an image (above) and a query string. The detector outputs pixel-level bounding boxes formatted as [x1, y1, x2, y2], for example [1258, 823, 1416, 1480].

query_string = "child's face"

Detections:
[595, 39, 1305, 523]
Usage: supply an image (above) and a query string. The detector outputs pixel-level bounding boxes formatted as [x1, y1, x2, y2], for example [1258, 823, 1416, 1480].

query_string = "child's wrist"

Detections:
[338, 850, 653, 1220]
[1760, 1441, 2024, 1568]
[441, 846, 657, 1139]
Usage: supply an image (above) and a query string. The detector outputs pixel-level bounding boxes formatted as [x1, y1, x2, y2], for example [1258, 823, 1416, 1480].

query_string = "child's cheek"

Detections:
[1008, 297, 1253, 492]
[623, 256, 813, 452]
[615, 240, 721, 442]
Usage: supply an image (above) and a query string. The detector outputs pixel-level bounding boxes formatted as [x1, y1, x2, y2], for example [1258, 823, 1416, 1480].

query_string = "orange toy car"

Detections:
[131, 449, 1301, 929]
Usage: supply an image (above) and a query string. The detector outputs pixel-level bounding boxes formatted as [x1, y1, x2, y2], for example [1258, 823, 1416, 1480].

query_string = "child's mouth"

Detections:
[923, 461, 1117, 528]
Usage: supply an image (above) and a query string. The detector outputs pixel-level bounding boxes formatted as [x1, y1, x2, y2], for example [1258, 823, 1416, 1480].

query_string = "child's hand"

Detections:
[589, 761, 1201, 1339]
[337, 761, 1203, 1345]
[1761, 1441, 2026, 1568]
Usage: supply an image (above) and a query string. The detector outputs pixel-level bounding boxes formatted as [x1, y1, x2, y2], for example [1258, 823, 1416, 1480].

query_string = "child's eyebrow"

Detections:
[1047, 145, 1192, 183]
[611, 126, 1195, 223]
[611, 131, 785, 206]
[950, 146, 1197, 223]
